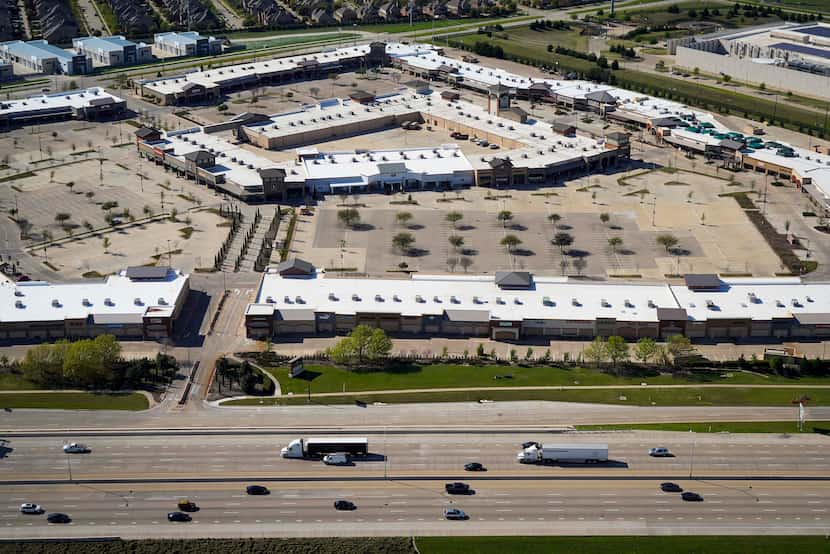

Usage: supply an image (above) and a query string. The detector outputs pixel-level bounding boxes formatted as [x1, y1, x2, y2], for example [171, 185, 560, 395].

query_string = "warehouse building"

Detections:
[0, 39, 92, 74]
[153, 31, 222, 58]
[0, 267, 190, 342]
[0, 87, 127, 128]
[73, 36, 152, 67]
[245, 265, 830, 342]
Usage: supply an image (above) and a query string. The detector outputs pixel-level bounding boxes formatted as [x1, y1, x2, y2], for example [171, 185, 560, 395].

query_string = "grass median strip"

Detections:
[577, 421, 830, 434]
[0, 392, 148, 410]
[416, 536, 830, 554]
[223, 385, 830, 407]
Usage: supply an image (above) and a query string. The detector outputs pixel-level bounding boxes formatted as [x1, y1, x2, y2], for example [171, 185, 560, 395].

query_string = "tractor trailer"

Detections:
[517, 443, 608, 464]
[280, 437, 369, 459]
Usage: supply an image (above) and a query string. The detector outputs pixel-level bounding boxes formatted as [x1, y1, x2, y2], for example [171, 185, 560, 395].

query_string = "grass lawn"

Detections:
[578, 421, 830, 433]
[0, 373, 42, 391]
[599, 1, 784, 28]
[0, 392, 149, 410]
[416, 536, 830, 554]
[225, 385, 830, 407]
[263, 362, 830, 396]
[233, 33, 359, 50]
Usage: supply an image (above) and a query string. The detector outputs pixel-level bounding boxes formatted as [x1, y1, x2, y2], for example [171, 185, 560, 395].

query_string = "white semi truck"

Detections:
[517, 443, 608, 464]
[280, 437, 369, 459]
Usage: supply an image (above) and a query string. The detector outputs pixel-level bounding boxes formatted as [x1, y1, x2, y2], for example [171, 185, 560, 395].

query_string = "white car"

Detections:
[63, 443, 90, 454]
[19, 503, 43, 514]
[323, 453, 350, 465]
[648, 447, 671, 457]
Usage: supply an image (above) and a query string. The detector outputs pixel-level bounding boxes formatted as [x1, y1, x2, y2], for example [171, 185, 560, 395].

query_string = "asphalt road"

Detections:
[2, 479, 828, 539]
[2, 432, 828, 484]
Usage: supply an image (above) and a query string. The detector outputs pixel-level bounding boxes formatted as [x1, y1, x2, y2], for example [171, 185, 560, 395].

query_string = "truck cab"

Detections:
[517, 444, 541, 464]
[280, 439, 305, 458]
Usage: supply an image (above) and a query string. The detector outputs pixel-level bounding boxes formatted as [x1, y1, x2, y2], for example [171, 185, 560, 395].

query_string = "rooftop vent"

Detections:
[393, 294, 401, 302]
[776, 299, 785, 307]
[104, 298, 114, 307]
[295, 295, 304, 304]
[328, 292, 338, 301]
[601, 299, 611, 308]
[572, 298, 581, 307]
[647, 299, 656, 308]
[433, 295, 441, 303]
[375, 294, 384, 302]
[791, 298, 801, 307]
[450, 295, 460, 304]
[134, 297, 143, 306]
[14, 300, 24, 309]
[624, 299, 634, 308]
[415, 294, 424, 303]
[266, 296, 275, 303]
[13, 290, 23, 297]
[496, 297, 505, 305]
[352, 293, 361, 301]
[706, 299, 716, 309]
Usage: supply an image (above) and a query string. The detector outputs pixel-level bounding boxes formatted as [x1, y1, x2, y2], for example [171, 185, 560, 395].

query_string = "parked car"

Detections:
[489, 143, 500, 150]
[246, 485, 269, 495]
[177, 499, 197, 512]
[660, 482, 683, 493]
[167, 511, 191, 522]
[63, 443, 90, 454]
[46, 513, 71, 524]
[323, 453, 350, 465]
[444, 508, 468, 520]
[464, 462, 485, 471]
[681, 492, 704, 502]
[445, 482, 471, 495]
[19, 503, 43, 514]
[333, 499, 356, 511]
[648, 447, 671, 457]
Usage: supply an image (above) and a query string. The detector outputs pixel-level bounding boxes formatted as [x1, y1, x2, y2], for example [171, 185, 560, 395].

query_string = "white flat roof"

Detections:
[0, 269, 189, 324]
[0, 87, 124, 117]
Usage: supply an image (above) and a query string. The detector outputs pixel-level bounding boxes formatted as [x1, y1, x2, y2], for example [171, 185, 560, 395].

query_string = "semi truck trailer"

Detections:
[517, 443, 608, 464]
[280, 437, 369, 458]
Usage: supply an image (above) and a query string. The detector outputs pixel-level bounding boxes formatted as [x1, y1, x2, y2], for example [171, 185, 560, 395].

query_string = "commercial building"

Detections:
[246, 264, 830, 342]
[0, 267, 190, 342]
[0, 62, 13, 82]
[674, 23, 830, 101]
[72, 36, 152, 67]
[0, 39, 92, 74]
[0, 87, 127, 128]
[153, 31, 222, 58]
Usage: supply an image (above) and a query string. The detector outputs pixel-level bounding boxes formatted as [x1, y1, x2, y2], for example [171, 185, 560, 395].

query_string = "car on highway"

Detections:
[323, 453, 350, 465]
[63, 443, 90, 454]
[522, 441, 540, 449]
[444, 508, 468, 520]
[177, 499, 198, 512]
[681, 492, 704, 502]
[648, 447, 671, 457]
[167, 511, 191, 522]
[246, 485, 269, 495]
[19, 503, 43, 515]
[333, 500, 356, 511]
[445, 482, 471, 495]
[660, 482, 683, 493]
[46, 513, 71, 524]
[464, 462, 486, 471]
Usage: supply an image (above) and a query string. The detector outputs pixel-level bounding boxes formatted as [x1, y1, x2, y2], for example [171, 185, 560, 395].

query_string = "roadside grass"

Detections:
[233, 33, 359, 51]
[0, 392, 148, 410]
[416, 536, 830, 554]
[224, 385, 830, 407]
[577, 421, 830, 433]
[261, 362, 830, 396]
[0, 373, 42, 391]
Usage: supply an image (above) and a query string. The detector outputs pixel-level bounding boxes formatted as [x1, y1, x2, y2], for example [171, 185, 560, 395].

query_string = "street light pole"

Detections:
[688, 430, 696, 479]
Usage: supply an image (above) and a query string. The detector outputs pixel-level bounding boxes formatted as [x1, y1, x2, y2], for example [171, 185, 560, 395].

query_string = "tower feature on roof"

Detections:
[495, 271, 533, 290]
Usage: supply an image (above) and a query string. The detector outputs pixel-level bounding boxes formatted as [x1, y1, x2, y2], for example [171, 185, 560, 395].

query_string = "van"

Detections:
[323, 453, 350, 465]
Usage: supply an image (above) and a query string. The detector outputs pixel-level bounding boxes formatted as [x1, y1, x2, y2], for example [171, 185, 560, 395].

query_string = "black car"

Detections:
[167, 511, 192, 522]
[464, 462, 485, 472]
[681, 492, 704, 502]
[445, 482, 471, 495]
[246, 485, 269, 495]
[46, 513, 71, 524]
[660, 482, 683, 493]
[334, 500, 356, 511]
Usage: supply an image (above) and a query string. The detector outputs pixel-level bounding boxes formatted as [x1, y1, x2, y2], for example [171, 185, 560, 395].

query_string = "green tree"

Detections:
[22, 342, 67, 387]
[497, 210, 514, 227]
[552, 232, 573, 255]
[445, 211, 463, 229]
[656, 233, 679, 254]
[500, 234, 522, 253]
[572, 257, 587, 275]
[607, 236, 623, 254]
[395, 211, 413, 227]
[547, 213, 561, 228]
[599, 212, 610, 226]
[337, 208, 361, 228]
[329, 325, 392, 366]
[606, 335, 629, 369]
[584, 337, 607, 367]
[667, 335, 695, 364]
[634, 338, 659, 364]
[448, 234, 464, 252]
[54, 212, 71, 224]
[392, 232, 415, 254]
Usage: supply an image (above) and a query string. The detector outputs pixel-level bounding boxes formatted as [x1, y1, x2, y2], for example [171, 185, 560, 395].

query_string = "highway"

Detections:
[1, 480, 828, 539]
[1, 432, 829, 483]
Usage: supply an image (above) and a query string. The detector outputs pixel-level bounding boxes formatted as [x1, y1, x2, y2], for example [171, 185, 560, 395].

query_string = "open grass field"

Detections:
[415, 536, 830, 554]
[234, 33, 360, 51]
[0, 392, 148, 410]
[602, 1, 783, 28]
[578, 421, 830, 433]
[262, 362, 830, 396]
[225, 384, 830, 407]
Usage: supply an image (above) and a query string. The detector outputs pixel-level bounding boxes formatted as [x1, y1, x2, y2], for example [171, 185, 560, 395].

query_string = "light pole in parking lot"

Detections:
[688, 429, 696, 479]
[65, 451, 73, 482]
[384, 425, 388, 481]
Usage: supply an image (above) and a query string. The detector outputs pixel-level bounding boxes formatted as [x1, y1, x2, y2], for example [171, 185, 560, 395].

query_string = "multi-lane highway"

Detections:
[2, 432, 829, 482]
[2, 480, 828, 539]
[1, 429, 829, 538]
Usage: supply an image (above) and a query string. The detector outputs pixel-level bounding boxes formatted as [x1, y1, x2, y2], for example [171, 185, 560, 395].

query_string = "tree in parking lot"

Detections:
[337, 208, 361, 228]
[605, 336, 629, 371]
[328, 325, 392, 366]
[552, 232, 573, 256]
[395, 211, 412, 227]
[459, 256, 473, 272]
[497, 210, 513, 227]
[656, 233, 679, 254]
[547, 213, 561, 228]
[448, 234, 464, 253]
[392, 232, 415, 255]
[500, 234, 521, 254]
[445, 210, 463, 229]
[572, 257, 587, 276]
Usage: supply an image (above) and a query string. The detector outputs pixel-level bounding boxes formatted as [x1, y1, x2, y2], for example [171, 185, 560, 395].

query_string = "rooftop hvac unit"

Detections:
[542, 296, 552, 306]
[393, 294, 401, 302]
[266, 296, 274, 303]
[295, 296, 304, 304]
[647, 300, 656, 308]
[51, 299, 61, 307]
[352, 293, 361, 301]
[104, 298, 114, 306]
[134, 297, 143, 306]
[375, 294, 383, 302]
[747, 292, 758, 303]
[514, 297, 522, 305]
[283, 295, 291, 303]
[625, 299, 634, 308]
[601, 299, 611, 308]
[572, 298, 580, 306]
[705, 299, 716, 309]
[14, 300, 24, 309]
[13, 290, 23, 297]
[328, 292, 337, 301]
[450, 295, 459, 304]
[415, 294, 424, 303]
[791, 298, 801, 307]
[157, 297, 167, 305]
[776, 300, 785, 307]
